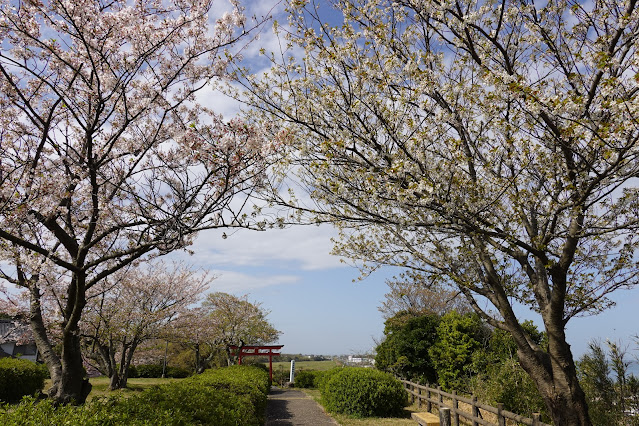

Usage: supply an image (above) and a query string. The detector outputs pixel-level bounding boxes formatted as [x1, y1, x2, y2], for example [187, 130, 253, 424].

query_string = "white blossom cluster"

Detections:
[240, 1, 639, 419]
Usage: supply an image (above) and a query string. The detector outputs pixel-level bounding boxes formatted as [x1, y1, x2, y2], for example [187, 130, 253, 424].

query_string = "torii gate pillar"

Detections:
[229, 345, 284, 382]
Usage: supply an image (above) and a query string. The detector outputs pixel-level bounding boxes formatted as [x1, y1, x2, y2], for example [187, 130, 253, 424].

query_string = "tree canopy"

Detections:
[374, 312, 440, 383]
[0, 0, 276, 404]
[82, 261, 210, 389]
[171, 292, 280, 371]
[241, 0, 639, 424]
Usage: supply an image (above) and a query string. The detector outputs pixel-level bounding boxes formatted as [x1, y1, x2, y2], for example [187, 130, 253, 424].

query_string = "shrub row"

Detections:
[297, 367, 407, 418]
[321, 368, 407, 418]
[293, 369, 323, 388]
[0, 358, 48, 403]
[0, 365, 269, 425]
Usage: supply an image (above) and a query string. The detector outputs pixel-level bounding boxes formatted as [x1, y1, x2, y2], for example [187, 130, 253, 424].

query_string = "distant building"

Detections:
[0, 318, 39, 362]
[347, 355, 374, 365]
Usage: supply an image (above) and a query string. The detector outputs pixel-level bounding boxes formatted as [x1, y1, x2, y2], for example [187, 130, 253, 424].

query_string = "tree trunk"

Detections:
[470, 235, 593, 425]
[28, 274, 92, 404]
[90, 337, 127, 390]
[516, 321, 592, 425]
[195, 343, 205, 374]
[112, 341, 138, 389]
[109, 370, 122, 390]
[225, 345, 234, 366]
[28, 285, 63, 395]
[48, 327, 92, 404]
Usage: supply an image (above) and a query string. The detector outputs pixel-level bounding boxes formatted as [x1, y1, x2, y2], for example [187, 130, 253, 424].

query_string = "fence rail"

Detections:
[400, 380, 552, 426]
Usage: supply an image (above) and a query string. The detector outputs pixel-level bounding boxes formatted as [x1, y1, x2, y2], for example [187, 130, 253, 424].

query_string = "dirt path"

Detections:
[264, 387, 338, 425]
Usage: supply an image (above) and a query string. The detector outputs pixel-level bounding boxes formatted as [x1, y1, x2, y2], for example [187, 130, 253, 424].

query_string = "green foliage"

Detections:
[374, 310, 550, 418]
[166, 366, 191, 378]
[375, 312, 440, 383]
[627, 375, 639, 419]
[428, 311, 485, 391]
[316, 367, 345, 395]
[577, 341, 623, 426]
[132, 363, 164, 378]
[469, 324, 547, 418]
[0, 358, 47, 403]
[471, 358, 546, 417]
[0, 365, 269, 425]
[271, 365, 290, 387]
[321, 368, 407, 417]
[294, 370, 323, 388]
[472, 322, 545, 369]
[127, 364, 138, 378]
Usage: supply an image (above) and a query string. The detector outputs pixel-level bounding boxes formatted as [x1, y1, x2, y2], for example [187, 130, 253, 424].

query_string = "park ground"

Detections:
[48, 361, 425, 426]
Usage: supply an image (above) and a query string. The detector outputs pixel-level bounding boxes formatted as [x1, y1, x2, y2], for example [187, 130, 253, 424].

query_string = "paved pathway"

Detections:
[264, 387, 338, 425]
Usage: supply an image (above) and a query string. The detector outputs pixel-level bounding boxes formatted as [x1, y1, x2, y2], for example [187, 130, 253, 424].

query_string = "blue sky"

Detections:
[167, 222, 639, 357]
[167, 225, 397, 355]
[174, 0, 639, 358]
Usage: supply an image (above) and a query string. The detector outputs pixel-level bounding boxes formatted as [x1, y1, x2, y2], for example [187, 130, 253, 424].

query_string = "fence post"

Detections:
[472, 395, 479, 426]
[410, 382, 415, 405]
[497, 403, 506, 426]
[427, 384, 432, 412]
[437, 385, 443, 407]
[532, 413, 541, 426]
[440, 407, 452, 426]
[417, 384, 422, 408]
[452, 390, 459, 426]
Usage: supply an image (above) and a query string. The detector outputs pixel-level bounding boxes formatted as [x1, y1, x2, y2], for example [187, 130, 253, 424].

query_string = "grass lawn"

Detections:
[268, 360, 339, 371]
[299, 388, 423, 426]
[43, 377, 182, 402]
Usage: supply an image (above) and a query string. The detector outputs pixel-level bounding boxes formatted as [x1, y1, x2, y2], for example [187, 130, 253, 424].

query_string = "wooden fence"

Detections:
[400, 380, 552, 426]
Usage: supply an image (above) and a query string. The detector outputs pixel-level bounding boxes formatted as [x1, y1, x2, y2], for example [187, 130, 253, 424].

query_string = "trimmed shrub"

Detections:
[127, 364, 138, 378]
[129, 365, 268, 425]
[316, 367, 344, 395]
[251, 362, 269, 373]
[271, 365, 290, 387]
[166, 366, 191, 378]
[133, 363, 164, 378]
[0, 365, 270, 425]
[0, 358, 47, 403]
[294, 370, 322, 388]
[322, 368, 407, 417]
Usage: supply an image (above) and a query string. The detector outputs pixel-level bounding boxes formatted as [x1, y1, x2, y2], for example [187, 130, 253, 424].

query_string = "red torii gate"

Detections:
[229, 344, 284, 381]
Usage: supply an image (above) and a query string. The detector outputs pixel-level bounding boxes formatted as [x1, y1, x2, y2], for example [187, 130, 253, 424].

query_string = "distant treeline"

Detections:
[249, 354, 331, 363]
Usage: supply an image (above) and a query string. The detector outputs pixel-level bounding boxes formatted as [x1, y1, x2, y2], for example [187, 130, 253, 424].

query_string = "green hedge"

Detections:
[321, 368, 407, 417]
[131, 363, 164, 378]
[293, 370, 323, 388]
[316, 367, 344, 394]
[0, 358, 48, 403]
[0, 365, 269, 425]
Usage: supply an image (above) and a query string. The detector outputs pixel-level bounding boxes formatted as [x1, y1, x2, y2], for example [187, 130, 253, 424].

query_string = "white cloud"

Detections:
[171, 224, 346, 271]
[206, 269, 300, 292]
[195, 86, 242, 118]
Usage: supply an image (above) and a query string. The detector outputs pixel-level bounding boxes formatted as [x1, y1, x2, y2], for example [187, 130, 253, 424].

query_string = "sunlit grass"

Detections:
[43, 376, 183, 402]
[268, 360, 339, 371]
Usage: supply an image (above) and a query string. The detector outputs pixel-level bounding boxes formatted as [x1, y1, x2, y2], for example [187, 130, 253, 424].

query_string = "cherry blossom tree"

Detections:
[0, 0, 280, 404]
[379, 271, 471, 319]
[81, 261, 210, 390]
[0, 283, 28, 317]
[171, 292, 280, 370]
[169, 307, 221, 373]
[241, 0, 639, 424]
